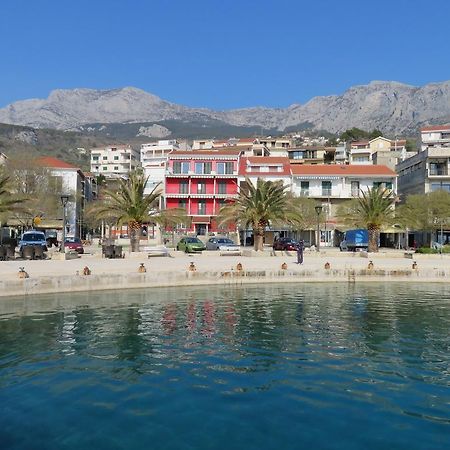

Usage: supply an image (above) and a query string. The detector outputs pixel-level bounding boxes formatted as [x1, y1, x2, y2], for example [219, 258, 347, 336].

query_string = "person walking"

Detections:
[296, 240, 304, 264]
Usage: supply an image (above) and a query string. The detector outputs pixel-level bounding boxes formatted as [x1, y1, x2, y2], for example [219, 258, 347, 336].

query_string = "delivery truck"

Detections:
[339, 229, 369, 251]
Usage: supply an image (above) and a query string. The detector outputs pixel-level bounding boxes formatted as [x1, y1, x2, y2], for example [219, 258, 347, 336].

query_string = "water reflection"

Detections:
[0, 283, 449, 449]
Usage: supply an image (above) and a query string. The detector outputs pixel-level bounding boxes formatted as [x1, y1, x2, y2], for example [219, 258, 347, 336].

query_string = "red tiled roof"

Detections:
[421, 124, 450, 132]
[290, 164, 396, 176]
[239, 157, 291, 176]
[35, 156, 79, 170]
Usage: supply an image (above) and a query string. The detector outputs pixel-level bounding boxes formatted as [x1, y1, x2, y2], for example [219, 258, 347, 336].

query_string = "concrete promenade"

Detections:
[1, 246, 450, 298]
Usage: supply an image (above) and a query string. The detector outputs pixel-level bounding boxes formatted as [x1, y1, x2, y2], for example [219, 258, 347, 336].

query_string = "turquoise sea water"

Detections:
[0, 283, 449, 450]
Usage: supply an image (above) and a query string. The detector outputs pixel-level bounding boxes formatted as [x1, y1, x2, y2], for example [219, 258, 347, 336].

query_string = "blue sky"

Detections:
[1, 0, 449, 109]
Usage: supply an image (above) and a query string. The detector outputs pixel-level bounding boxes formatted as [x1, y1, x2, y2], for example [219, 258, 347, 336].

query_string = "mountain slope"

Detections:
[0, 81, 449, 134]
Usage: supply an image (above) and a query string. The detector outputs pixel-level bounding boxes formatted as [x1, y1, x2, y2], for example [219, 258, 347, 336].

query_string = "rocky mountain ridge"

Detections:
[1, 81, 450, 135]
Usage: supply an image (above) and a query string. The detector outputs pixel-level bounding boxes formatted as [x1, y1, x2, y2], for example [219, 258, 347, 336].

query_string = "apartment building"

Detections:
[291, 164, 397, 246]
[140, 140, 182, 194]
[165, 149, 242, 234]
[90, 145, 139, 179]
[396, 124, 450, 197]
[421, 124, 450, 151]
[35, 157, 92, 238]
[288, 146, 336, 164]
[238, 157, 292, 187]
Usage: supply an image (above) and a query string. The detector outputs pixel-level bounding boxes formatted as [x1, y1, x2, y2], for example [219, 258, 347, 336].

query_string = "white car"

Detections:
[206, 237, 240, 253]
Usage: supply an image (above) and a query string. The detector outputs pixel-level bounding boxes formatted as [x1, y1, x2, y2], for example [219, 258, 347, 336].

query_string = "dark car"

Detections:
[64, 237, 84, 254]
[272, 237, 298, 251]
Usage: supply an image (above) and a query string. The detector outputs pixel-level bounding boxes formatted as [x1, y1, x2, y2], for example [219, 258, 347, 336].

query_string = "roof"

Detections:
[239, 157, 291, 176]
[169, 149, 242, 158]
[290, 164, 396, 176]
[35, 156, 79, 170]
[350, 141, 370, 147]
[421, 124, 450, 132]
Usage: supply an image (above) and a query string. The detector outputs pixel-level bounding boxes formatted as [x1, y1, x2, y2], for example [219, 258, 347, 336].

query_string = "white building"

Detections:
[36, 157, 91, 238]
[238, 157, 292, 187]
[90, 145, 139, 179]
[421, 124, 450, 151]
[291, 164, 397, 246]
[140, 140, 182, 195]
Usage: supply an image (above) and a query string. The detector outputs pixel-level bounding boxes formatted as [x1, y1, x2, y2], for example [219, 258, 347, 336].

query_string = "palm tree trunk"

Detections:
[368, 226, 378, 253]
[253, 222, 265, 251]
[129, 222, 142, 252]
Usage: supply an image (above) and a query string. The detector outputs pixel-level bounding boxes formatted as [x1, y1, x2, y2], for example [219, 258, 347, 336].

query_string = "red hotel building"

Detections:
[165, 149, 242, 234]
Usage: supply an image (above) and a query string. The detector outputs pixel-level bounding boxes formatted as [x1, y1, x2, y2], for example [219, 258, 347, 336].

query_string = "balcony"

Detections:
[428, 168, 448, 176]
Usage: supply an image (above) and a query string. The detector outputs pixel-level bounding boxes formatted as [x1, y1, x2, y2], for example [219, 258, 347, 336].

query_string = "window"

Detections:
[217, 181, 227, 194]
[179, 180, 188, 194]
[178, 199, 187, 209]
[291, 151, 304, 160]
[431, 182, 450, 193]
[429, 160, 448, 176]
[102, 156, 108, 160]
[197, 182, 206, 194]
[114, 156, 119, 161]
[198, 200, 206, 215]
[322, 181, 332, 196]
[173, 161, 190, 174]
[195, 162, 212, 174]
[300, 181, 309, 196]
[102, 167, 107, 171]
[373, 181, 393, 190]
[114, 166, 119, 171]
[217, 162, 234, 174]
[92, 155, 99, 161]
[351, 181, 360, 197]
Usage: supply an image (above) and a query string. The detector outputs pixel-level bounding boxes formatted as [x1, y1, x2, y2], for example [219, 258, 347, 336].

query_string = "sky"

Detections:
[1, 0, 449, 110]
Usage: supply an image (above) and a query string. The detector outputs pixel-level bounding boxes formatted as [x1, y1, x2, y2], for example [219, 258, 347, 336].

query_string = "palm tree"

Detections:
[88, 171, 176, 252]
[218, 178, 298, 251]
[0, 173, 26, 216]
[337, 186, 395, 252]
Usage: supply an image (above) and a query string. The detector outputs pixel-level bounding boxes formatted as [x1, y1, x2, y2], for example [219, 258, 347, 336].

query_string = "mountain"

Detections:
[1, 81, 450, 135]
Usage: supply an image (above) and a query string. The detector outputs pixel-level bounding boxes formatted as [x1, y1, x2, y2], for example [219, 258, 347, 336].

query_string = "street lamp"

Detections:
[315, 205, 323, 252]
[60, 194, 69, 253]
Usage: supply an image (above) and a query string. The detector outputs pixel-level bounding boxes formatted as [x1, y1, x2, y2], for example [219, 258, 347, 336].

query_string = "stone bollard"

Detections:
[367, 260, 374, 270]
[138, 263, 147, 273]
[281, 262, 288, 270]
[236, 262, 243, 271]
[412, 261, 418, 269]
[188, 262, 196, 272]
[83, 266, 91, 276]
[18, 267, 29, 279]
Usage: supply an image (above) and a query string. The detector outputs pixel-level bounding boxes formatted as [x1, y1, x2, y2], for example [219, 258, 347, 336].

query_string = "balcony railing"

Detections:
[429, 168, 448, 176]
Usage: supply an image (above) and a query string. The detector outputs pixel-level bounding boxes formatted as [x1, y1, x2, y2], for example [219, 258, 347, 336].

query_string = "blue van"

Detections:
[18, 231, 48, 252]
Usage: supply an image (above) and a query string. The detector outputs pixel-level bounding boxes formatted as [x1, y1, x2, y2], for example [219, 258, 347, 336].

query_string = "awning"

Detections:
[191, 216, 211, 224]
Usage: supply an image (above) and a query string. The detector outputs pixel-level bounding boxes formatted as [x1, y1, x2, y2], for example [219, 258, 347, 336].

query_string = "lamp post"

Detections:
[60, 194, 69, 252]
[315, 205, 323, 252]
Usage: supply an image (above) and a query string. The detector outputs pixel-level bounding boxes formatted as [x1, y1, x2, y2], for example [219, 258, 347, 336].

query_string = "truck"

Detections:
[339, 229, 369, 252]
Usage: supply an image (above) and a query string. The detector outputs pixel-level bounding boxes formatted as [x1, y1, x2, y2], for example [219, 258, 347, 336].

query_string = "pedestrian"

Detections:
[296, 240, 304, 264]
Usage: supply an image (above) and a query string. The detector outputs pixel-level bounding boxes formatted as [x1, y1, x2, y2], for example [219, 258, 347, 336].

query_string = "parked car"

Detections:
[272, 237, 298, 251]
[64, 237, 84, 254]
[176, 237, 206, 253]
[206, 237, 240, 252]
[18, 231, 48, 254]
